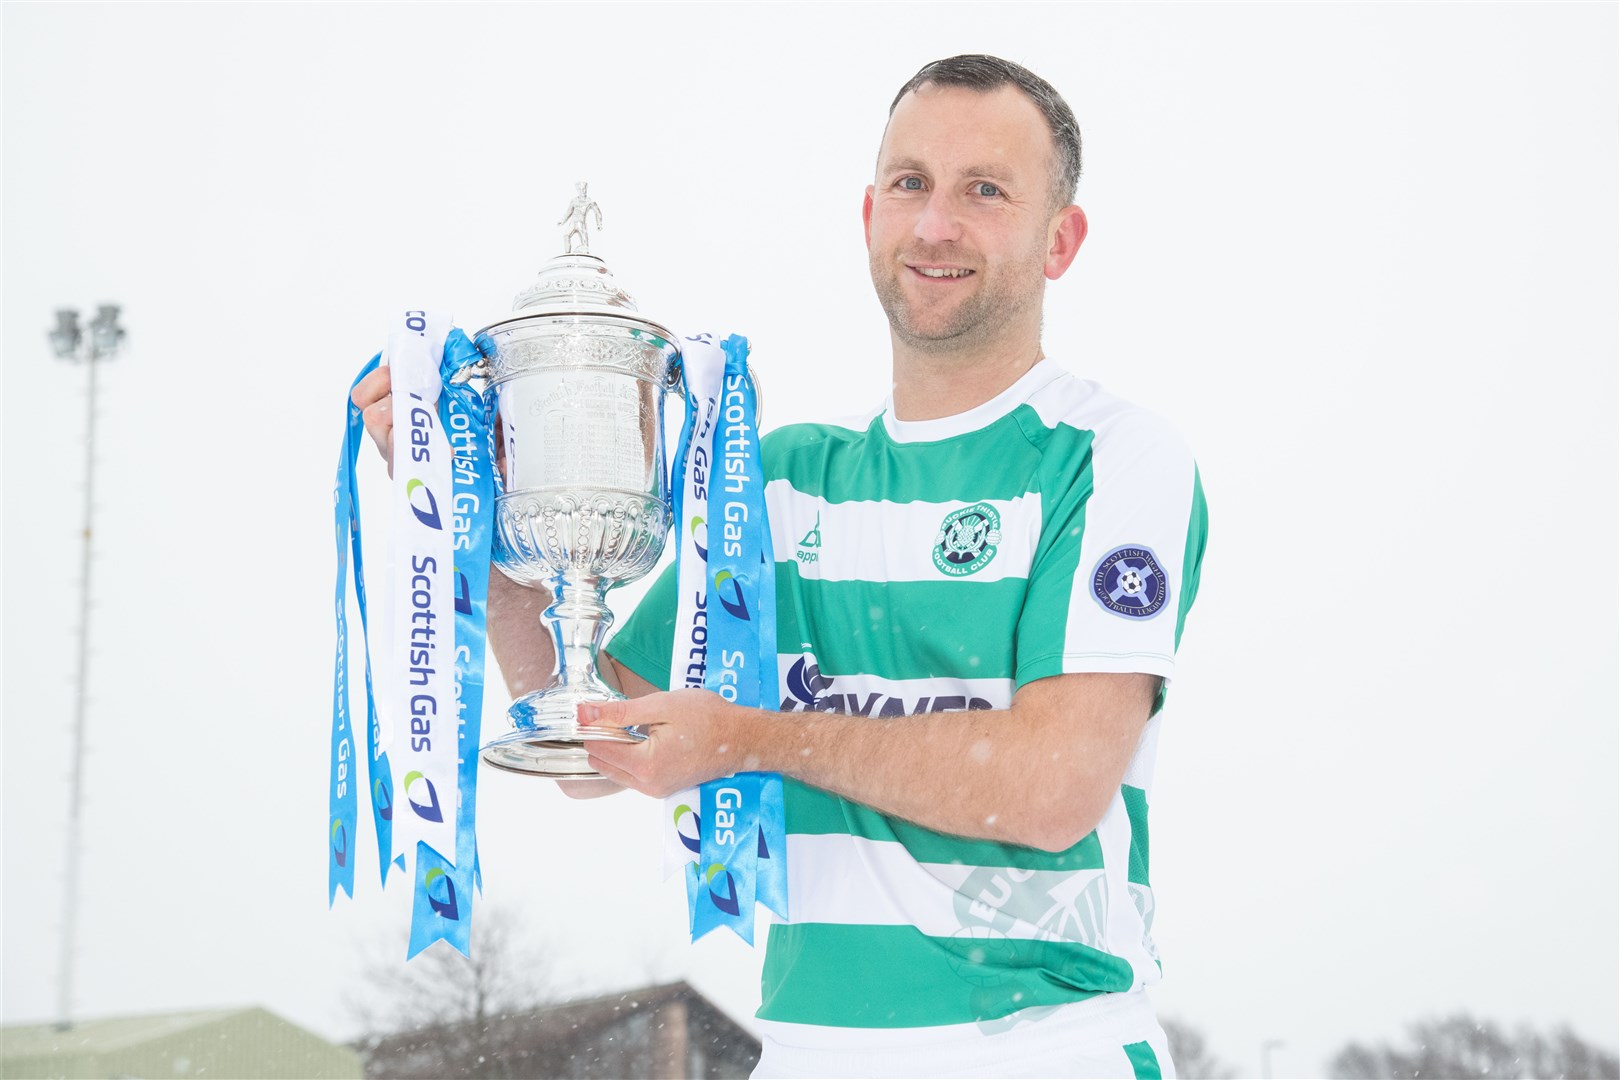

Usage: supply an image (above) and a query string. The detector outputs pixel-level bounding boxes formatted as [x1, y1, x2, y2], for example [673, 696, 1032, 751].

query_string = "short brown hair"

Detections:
[890, 54, 1082, 209]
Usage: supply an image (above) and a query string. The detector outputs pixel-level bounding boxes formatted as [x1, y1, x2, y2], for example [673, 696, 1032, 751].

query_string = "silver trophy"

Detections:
[468, 188, 677, 779]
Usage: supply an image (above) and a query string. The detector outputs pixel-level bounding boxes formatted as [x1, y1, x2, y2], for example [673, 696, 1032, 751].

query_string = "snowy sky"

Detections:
[3, 3, 1616, 1075]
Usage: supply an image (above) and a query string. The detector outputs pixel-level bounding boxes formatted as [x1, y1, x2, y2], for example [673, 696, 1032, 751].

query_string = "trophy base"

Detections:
[479, 691, 647, 780]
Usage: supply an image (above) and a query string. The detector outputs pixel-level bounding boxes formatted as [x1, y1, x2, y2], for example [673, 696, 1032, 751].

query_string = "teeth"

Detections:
[917, 267, 972, 278]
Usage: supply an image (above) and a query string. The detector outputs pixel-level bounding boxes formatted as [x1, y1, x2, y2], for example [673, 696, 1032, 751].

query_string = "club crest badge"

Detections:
[933, 503, 1002, 577]
[1091, 545, 1167, 619]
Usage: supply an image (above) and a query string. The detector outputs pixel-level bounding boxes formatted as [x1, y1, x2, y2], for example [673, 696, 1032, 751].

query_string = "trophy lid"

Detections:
[510, 251, 639, 317]
[476, 183, 674, 344]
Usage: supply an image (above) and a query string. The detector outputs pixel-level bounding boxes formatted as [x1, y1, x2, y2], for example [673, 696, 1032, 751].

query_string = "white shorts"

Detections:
[752, 989, 1176, 1079]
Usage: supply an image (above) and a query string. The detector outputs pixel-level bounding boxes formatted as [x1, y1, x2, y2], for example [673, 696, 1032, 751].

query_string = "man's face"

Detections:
[864, 83, 1076, 353]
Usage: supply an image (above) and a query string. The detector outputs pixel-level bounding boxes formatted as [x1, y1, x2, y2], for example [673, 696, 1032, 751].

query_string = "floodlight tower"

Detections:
[48, 304, 126, 1030]
[1261, 1038, 1286, 1079]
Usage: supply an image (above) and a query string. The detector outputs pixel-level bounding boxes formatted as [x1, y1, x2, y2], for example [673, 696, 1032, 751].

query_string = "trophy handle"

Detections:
[448, 356, 492, 386]
[663, 354, 763, 425]
[748, 362, 764, 427]
[664, 350, 685, 394]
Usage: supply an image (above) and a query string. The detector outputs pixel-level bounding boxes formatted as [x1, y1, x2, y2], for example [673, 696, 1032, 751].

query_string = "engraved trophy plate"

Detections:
[472, 188, 679, 779]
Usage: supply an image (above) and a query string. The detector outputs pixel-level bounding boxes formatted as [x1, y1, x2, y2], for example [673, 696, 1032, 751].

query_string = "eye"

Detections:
[897, 176, 924, 191]
[975, 182, 1003, 198]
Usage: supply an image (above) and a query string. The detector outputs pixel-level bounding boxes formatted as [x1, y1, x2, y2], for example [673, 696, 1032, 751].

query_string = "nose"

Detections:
[913, 191, 961, 245]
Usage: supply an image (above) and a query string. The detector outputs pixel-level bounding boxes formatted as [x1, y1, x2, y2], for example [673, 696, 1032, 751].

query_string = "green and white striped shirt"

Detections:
[610, 359, 1208, 1046]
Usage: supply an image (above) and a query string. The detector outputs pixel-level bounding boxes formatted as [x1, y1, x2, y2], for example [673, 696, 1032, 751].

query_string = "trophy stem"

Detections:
[480, 570, 647, 778]
[545, 573, 615, 695]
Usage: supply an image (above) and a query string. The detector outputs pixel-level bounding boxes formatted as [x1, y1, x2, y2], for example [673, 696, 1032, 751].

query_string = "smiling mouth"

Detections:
[911, 266, 975, 279]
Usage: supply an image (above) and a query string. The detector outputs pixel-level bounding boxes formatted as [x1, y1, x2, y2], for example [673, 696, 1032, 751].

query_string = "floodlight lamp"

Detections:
[88, 305, 124, 354]
[49, 309, 82, 359]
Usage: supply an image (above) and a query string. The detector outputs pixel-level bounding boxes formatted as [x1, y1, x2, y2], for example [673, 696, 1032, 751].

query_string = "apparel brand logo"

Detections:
[672, 803, 702, 854]
[933, 503, 1002, 577]
[705, 863, 741, 916]
[403, 770, 444, 823]
[713, 569, 749, 620]
[374, 778, 394, 821]
[330, 818, 348, 868]
[1091, 545, 1167, 620]
[796, 513, 821, 565]
[424, 867, 460, 920]
[405, 479, 443, 530]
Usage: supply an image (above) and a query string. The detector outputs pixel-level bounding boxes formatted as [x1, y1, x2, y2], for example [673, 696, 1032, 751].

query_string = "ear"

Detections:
[1043, 205, 1088, 281]
[862, 185, 875, 250]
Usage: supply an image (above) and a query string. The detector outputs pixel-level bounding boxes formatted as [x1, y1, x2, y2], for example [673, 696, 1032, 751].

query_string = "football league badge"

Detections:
[1092, 545, 1168, 619]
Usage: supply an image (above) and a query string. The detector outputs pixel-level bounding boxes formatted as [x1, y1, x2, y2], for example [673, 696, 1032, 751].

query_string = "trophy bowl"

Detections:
[474, 232, 680, 779]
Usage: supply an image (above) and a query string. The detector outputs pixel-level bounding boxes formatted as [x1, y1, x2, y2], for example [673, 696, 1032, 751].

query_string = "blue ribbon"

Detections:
[407, 330, 494, 959]
[685, 335, 786, 942]
[329, 383, 362, 902]
[332, 329, 493, 963]
[688, 772, 761, 941]
[752, 368, 786, 923]
[332, 355, 400, 901]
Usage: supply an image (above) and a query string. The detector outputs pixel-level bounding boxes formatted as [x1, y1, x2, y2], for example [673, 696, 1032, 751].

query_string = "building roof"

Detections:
[503, 981, 703, 1034]
[359, 980, 761, 1079]
[3, 1008, 243, 1056]
[1, 1006, 362, 1080]
[368, 980, 750, 1046]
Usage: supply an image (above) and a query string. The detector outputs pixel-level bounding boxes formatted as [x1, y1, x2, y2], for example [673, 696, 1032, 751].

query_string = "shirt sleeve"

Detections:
[603, 561, 678, 692]
[1014, 410, 1208, 689]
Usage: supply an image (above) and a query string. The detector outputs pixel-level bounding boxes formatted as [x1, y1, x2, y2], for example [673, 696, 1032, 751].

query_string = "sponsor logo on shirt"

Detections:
[779, 654, 992, 716]
[933, 503, 1002, 577]
[784, 654, 834, 706]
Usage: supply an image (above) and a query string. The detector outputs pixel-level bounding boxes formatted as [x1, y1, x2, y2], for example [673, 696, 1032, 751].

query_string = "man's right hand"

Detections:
[351, 365, 505, 481]
[351, 366, 395, 475]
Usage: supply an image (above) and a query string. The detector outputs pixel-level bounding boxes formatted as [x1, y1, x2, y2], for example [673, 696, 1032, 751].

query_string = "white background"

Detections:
[3, 4, 1616, 1075]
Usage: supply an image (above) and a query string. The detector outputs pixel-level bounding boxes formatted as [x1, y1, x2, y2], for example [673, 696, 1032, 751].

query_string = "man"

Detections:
[557, 180, 602, 254]
[356, 54, 1206, 1079]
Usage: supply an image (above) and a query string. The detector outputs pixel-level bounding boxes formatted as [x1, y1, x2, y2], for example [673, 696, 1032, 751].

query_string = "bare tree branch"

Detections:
[1330, 1013, 1620, 1079]
[346, 905, 557, 1052]
[1162, 1016, 1237, 1079]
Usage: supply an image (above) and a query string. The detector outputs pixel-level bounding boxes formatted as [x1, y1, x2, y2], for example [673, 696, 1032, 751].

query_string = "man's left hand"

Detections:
[581, 691, 759, 798]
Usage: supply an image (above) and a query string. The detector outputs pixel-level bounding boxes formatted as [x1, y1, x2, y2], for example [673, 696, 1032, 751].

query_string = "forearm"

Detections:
[485, 570, 556, 699]
[585, 675, 1156, 844]
[745, 674, 1155, 851]
[746, 714, 1078, 851]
